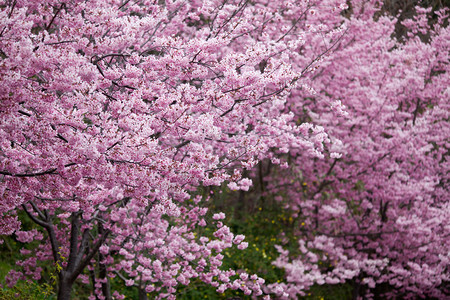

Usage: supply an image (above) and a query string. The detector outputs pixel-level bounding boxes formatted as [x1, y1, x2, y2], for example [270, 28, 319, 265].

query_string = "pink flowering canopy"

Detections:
[262, 1, 449, 299]
[0, 0, 448, 299]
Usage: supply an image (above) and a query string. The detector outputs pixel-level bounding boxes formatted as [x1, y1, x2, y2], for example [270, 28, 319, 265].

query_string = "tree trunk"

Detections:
[57, 276, 73, 300]
[138, 287, 148, 300]
[99, 255, 112, 300]
[98, 224, 112, 300]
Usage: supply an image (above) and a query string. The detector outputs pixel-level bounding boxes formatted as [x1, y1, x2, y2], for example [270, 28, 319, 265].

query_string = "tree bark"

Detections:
[138, 287, 148, 300]
[57, 275, 73, 300]
[99, 224, 112, 300]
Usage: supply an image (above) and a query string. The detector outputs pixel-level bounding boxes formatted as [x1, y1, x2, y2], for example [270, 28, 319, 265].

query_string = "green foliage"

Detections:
[177, 278, 230, 299]
[0, 212, 57, 299]
[303, 283, 353, 300]
[0, 279, 54, 300]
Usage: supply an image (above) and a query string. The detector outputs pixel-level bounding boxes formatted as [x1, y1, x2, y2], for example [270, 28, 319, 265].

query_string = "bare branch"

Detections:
[46, 3, 65, 31]
[22, 204, 61, 264]
[0, 168, 57, 177]
[71, 228, 111, 281]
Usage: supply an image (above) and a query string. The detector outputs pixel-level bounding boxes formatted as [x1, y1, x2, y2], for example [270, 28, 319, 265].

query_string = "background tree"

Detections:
[263, 1, 449, 298]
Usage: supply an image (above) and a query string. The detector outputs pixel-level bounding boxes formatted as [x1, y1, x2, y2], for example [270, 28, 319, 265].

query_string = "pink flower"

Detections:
[237, 242, 248, 250]
[212, 213, 226, 220]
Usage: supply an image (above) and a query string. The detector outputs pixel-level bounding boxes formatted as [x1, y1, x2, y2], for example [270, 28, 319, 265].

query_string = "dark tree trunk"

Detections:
[352, 279, 361, 300]
[99, 224, 112, 300]
[138, 287, 148, 300]
[99, 261, 112, 300]
[57, 276, 73, 300]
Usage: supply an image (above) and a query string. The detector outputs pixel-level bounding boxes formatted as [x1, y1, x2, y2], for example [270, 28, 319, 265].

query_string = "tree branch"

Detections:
[67, 212, 82, 273]
[0, 168, 57, 177]
[22, 204, 61, 264]
[1, 163, 75, 178]
[70, 228, 111, 282]
[22, 204, 48, 228]
[46, 3, 65, 31]
[28, 200, 46, 221]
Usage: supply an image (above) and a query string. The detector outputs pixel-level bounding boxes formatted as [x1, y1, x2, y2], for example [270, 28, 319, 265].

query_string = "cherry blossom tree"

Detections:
[262, 1, 449, 299]
[1, 0, 448, 299]
[0, 0, 347, 299]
